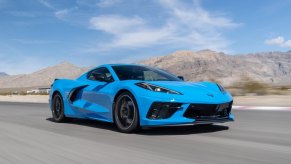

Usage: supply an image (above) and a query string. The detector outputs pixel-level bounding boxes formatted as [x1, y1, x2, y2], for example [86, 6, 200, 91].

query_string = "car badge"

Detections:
[207, 94, 214, 97]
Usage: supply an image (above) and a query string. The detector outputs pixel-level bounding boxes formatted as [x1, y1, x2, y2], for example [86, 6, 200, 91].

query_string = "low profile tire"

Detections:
[51, 93, 67, 122]
[114, 92, 140, 133]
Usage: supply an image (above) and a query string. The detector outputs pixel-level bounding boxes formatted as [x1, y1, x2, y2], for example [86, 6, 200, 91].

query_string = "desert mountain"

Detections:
[0, 62, 89, 89]
[140, 50, 291, 86]
[0, 50, 290, 90]
[0, 72, 8, 77]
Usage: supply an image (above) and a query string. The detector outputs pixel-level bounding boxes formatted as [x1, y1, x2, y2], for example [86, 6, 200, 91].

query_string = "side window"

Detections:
[87, 67, 113, 82]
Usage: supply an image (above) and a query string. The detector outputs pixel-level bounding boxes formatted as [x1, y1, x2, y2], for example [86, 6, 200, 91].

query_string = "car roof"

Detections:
[99, 63, 146, 67]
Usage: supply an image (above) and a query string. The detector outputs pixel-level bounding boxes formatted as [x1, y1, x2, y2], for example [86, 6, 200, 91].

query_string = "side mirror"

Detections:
[177, 76, 184, 81]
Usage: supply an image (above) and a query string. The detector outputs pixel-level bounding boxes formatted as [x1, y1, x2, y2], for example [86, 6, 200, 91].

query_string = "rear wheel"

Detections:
[114, 92, 139, 133]
[51, 93, 67, 122]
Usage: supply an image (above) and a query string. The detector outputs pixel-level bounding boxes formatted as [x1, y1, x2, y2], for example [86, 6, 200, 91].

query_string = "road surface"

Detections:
[0, 102, 291, 164]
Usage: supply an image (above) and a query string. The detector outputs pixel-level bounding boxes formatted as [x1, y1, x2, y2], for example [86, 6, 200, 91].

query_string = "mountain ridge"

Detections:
[0, 50, 291, 90]
[140, 50, 291, 86]
[0, 62, 90, 89]
[0, 72, 8, 77]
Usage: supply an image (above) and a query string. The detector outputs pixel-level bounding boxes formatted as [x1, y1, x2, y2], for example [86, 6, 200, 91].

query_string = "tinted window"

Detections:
[87, 67, 113, 81]
[112, 65, 180, 81]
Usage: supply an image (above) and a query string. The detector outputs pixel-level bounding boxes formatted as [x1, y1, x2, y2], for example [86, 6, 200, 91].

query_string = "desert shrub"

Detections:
[243, 81, 267, 95]
[208, 78, 221, 84]
[236, 76, 268, 95]
[279, 86, 288, 90]
[18, 91, 27, 95]
[38, 92, 49, 95]
[227, 88, 245, 96]
[0, 92, 11, 96]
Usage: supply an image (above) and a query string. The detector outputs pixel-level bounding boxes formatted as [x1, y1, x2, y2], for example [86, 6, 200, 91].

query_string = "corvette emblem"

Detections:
[207, 94, 214, 97]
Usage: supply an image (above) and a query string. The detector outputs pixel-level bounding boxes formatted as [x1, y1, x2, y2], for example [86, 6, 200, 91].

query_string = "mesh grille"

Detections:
[184, 101, 232, 120]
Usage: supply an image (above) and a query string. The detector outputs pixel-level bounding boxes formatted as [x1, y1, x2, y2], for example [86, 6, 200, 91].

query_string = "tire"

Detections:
[114, 92, 140, 133]
[51, 93, 67, 122]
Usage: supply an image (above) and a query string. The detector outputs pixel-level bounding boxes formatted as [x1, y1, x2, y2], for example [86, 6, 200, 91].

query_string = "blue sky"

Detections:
[0, 0, 291, 74]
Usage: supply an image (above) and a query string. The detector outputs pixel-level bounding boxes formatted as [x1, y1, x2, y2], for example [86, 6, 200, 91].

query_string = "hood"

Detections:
[147, 81, 219, 94]
[145, 81, 230, 103]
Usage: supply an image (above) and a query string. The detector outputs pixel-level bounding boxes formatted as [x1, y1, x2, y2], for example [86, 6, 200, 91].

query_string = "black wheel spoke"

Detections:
[125, 118, 133, 126]
[52, 94, 64, 122]
[115, 94, 137, 130]
[121, 99, 127, 107]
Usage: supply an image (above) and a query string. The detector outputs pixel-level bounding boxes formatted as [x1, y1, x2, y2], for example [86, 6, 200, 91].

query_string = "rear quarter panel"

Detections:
[50, 79, 87, 116]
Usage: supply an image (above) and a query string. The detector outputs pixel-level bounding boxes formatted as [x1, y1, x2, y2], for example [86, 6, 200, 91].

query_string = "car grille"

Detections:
[183, 101, 232, 120]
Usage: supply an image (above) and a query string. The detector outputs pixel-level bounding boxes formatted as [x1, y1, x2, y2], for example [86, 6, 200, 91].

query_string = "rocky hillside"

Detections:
[0, 72, 8, 77]
[140, 50, 291, 86]
[0, 50, 290, 90]
[0, 62, 89, 89]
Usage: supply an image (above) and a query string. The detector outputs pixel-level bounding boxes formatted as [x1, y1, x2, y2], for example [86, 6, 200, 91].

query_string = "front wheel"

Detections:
[51, 93, 67, 122]
[114, 92, 140, 133]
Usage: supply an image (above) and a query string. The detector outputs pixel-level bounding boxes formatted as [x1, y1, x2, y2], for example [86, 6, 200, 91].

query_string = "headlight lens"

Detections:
[135, 82, 182, 95]
[216, 83, 226, 93]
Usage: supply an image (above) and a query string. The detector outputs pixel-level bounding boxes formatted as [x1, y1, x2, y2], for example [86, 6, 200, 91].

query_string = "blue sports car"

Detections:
[49, 64, 234, 133]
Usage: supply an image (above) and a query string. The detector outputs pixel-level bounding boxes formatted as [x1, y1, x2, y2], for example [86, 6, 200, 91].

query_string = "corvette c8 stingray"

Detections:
[49, 64, 234, 133]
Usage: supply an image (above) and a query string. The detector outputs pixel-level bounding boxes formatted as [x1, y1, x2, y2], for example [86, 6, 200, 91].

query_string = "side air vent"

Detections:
[68, 85, 88, 103]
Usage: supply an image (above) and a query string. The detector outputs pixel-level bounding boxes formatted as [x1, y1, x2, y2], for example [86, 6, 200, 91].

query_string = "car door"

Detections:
[78, 67, 115, 121]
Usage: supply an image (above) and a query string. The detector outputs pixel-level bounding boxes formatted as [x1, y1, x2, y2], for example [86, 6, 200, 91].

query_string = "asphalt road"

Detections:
[0, 102, 291, 164]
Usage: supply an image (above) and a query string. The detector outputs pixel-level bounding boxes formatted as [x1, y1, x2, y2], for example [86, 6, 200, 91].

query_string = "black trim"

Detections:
[183, 101, 233, 120]
[147, 102, 182, 119]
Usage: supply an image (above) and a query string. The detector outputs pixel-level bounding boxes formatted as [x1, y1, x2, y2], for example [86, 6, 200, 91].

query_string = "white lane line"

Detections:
[232, 106, 291, 111]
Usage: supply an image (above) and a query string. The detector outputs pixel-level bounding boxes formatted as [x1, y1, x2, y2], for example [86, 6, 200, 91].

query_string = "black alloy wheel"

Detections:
[114, 92, 139, 133]
[52, 93, 66, 122]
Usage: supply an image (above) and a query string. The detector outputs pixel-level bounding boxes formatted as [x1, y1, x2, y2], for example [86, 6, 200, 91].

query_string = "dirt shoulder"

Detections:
[233, 95, 291, 107]
[0, 95, 290, 107]
[0, 95, 49, 103]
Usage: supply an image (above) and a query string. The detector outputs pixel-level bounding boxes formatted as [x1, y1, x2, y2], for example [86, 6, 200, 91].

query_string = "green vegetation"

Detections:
[228, 75, 291, 96]
[240, 76, 268, 95]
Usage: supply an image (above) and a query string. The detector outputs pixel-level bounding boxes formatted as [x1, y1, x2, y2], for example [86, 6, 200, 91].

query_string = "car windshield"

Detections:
[112, 65, 181, 81]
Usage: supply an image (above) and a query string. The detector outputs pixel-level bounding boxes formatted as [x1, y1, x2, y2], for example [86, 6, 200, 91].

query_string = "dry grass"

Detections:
[227, 75, 291, 96]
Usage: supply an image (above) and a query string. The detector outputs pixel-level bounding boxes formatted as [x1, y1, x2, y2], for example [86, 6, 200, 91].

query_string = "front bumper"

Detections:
[141, 113, 234, 127]
[137, 94, 234, 126]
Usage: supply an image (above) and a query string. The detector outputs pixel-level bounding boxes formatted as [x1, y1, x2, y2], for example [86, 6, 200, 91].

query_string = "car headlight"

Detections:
[216, 83, 226, 93]
[135, 82, 182, 95]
